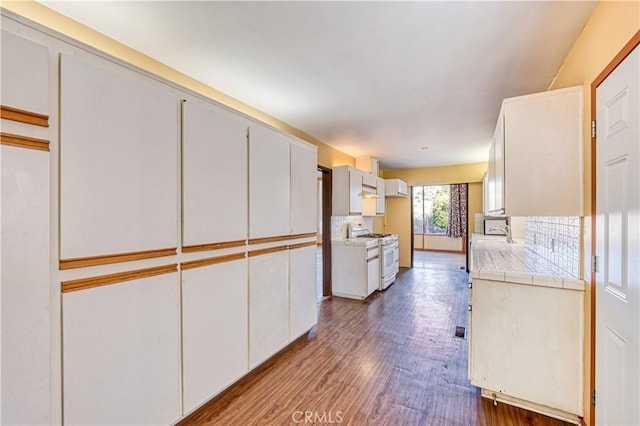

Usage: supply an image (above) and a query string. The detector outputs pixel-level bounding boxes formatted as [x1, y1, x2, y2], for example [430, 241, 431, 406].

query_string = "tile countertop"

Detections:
[471, 235, 584, 291]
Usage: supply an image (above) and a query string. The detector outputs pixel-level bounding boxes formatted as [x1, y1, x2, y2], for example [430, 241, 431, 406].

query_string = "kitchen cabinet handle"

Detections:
[367, 255, 379, 262]
[468, 304, 472, 312]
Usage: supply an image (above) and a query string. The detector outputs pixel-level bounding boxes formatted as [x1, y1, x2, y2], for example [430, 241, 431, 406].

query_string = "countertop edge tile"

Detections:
[505, 272, 534, 285]
[563, 279, 586, 291]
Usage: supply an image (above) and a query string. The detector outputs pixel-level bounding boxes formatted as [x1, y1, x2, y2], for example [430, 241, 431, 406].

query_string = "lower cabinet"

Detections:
[249, 250, 290, 369]
[182, 258, 248, 414]
[62, 272, 181, 425]
[469, 278, 584, 421]
[289, 244, 318, 341]
[1, 145, 51, 425]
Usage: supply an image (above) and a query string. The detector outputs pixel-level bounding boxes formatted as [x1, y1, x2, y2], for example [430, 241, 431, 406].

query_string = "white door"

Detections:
[595, 44, 639, 426]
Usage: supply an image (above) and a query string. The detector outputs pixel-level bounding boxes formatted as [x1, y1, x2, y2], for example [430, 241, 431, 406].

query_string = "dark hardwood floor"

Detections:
[180, 266, 573, 426]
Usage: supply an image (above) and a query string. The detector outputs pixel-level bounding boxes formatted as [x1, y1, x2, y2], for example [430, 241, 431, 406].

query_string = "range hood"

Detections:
[361, 174, 379, 198]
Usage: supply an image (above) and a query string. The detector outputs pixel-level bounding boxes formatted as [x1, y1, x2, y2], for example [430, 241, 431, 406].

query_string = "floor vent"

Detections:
[455, 326, 466, 338]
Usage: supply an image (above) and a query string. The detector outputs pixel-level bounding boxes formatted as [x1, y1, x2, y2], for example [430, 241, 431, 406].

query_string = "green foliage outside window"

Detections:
[413, 185, 449, 234]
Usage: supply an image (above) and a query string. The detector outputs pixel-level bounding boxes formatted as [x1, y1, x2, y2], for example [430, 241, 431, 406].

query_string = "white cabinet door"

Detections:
[0, 32, 51, 425]
[290, 142, 317, 235]
[493, 113, 505, 214]
[63, 272, 181, 425]
[289, 244, 317, 341]
[503, 87, 582, 216]
[60, 54, 179, 260]
[249, 250, 289, 368]
[367, 256, 380, 295]
[249, 125, 290, 238]
[0, 30, 48, 115]
[182, 259, 248, 413]
[182, 99, 248, 246]
[1, 146, 51, 425]
[376, 177, 386, 215]
[349, 168, 363, 215]
[470, 279, 583, 416]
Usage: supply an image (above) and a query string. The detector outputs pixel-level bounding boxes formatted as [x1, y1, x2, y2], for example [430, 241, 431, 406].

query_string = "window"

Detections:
[413, 185, 449, 235]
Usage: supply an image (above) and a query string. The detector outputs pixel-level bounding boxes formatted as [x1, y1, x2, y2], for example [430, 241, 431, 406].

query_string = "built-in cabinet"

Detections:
[485, 86, 583, 217]
[1, 19, 318, 425]
[62, 274, 182, 425]
[469, 277, 584, 422]
[332, 165, 364, 215]
[1, 31, 52, 425]
[333, 165, 386, 216]
[181, 259, 248, 414]
[182, 99, 248, 246]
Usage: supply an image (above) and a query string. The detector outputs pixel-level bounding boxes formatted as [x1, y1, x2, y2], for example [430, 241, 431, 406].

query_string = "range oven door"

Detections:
[380, 243, 397, 290]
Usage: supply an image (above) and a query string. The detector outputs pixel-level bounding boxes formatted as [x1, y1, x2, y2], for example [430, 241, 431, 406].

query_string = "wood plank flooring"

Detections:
[179, 265, 573, 426]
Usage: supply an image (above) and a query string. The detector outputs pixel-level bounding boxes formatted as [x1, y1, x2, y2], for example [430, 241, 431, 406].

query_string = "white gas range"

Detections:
[331, 223, 399, 300]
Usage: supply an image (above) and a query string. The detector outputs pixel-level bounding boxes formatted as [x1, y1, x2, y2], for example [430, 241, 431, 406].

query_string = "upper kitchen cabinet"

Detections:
[376, 177, 386, 215]
[385, 179, 408, 198]
[290, 141, 318, 235]
[487, 86, 583, 217]
[60, 54, 179, 261]
[248, 125, 290, 239]
[0, 30, 49, 117]
[332, 165, 364, 216]
[182, 99, 248, 247]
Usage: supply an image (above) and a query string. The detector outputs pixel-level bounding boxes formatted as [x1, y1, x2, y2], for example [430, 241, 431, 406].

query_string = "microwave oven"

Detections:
[484, 218, 508, 235]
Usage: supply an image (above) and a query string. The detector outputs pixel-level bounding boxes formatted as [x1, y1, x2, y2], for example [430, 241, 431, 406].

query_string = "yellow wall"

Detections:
[2, 0, 354, 169]
[547, 2, 639, 424]
[379, 162, 486, 267]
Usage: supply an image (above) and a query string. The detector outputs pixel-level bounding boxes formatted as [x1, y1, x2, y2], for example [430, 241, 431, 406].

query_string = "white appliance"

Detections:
[348, 223, 399, 291]
[484, 218, 508, 235]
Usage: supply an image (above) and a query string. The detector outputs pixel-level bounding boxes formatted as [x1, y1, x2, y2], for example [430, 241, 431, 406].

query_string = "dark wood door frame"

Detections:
[318, 165, 332, 297]
[589, 29, 640, 425]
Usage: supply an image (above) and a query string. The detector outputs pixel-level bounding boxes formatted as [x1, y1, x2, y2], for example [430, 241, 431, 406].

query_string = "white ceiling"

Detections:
[39, 1, 597, 169]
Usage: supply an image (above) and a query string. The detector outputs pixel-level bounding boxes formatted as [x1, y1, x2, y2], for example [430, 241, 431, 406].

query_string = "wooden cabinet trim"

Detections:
[61, 264, 177, 293]
[248, 245, 289, 257]
[182, 240, 246, 253]
[60, 247, 177, 270]
[0, 105, 49, 127]
[181, 252, 246, 270]
[289, 232, 317, 240]
[367, 255, 380, 263]
[0, 132, 50, 152]
[288, 241, 316, 250]
[248, 235, 291, 245]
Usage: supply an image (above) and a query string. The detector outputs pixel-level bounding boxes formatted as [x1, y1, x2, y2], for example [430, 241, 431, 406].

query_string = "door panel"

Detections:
[595, 44, 639, 426]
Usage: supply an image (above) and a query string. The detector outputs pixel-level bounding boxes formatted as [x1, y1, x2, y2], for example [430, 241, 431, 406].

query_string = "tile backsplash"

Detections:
[524, 216, 581, 278]
[331, 216, 373, 239]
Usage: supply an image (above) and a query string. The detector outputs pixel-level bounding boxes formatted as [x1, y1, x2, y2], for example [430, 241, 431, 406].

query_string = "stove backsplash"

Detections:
[331, 216, 374, 239]
[524, 216, 581, 278]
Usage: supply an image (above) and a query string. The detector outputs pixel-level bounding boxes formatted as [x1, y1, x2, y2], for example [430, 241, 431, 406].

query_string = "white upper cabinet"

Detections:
[182, 99, 248, 246]
[248, 125, 291, 238]
[487, 86, 583, 217]
[60, 54, 179, 259]
[376, 177, 386, 215]
[290, 141, 318, 235]
[332, 165, 363, 216]
[0, 30, 48, 115]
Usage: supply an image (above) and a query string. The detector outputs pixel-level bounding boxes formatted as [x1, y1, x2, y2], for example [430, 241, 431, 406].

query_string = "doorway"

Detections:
[411, 184, 467, 272]
[317, 166, 332, 300]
